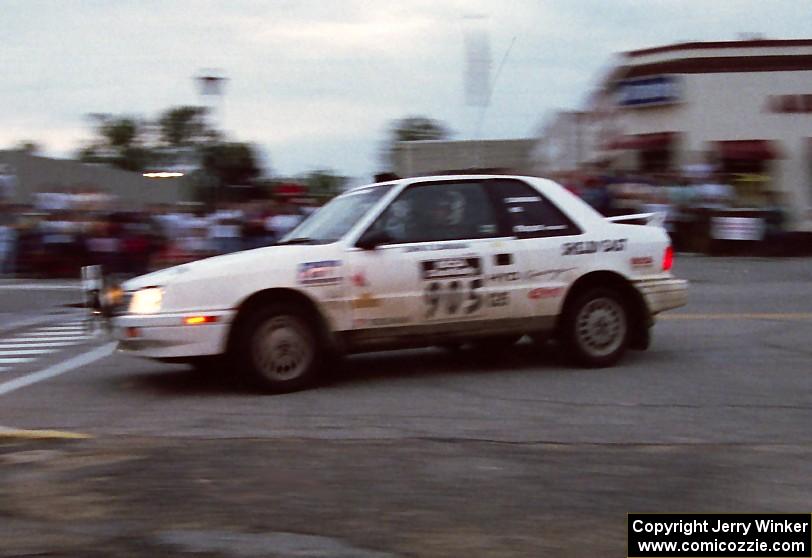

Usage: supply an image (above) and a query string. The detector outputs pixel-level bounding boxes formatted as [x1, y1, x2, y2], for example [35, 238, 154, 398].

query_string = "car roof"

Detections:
[348, 174, 542, 193]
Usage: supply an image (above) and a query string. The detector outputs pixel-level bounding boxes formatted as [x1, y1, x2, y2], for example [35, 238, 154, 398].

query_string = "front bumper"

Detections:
[634, 278, 688, 315]
[112, 310, 236, 358]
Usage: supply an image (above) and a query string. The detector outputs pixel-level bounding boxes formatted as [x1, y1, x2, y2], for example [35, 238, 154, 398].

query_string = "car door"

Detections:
[487, 178, 584, 320]
[345, 179, 527, 337]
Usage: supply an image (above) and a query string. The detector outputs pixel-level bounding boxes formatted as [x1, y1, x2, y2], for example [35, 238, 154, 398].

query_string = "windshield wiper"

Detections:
[276, 237, 315, 245]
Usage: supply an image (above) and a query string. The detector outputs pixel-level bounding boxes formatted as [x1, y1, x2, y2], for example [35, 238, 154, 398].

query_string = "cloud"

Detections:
[2, 0, 810, 177]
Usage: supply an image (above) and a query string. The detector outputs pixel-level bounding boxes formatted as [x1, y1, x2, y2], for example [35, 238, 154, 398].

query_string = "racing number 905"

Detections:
[424, 278, 483, 318]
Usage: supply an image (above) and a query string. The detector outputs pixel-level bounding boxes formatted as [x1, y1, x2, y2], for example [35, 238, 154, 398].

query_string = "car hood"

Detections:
[122, 244, 334, 291]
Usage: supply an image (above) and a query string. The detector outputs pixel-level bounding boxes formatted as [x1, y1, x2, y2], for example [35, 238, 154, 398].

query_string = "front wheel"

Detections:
[236, 303, 322, 393]
[561, 287, 629, 367]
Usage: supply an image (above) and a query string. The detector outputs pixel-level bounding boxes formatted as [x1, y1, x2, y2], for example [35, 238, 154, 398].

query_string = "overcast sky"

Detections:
[2, 1, 810, 179]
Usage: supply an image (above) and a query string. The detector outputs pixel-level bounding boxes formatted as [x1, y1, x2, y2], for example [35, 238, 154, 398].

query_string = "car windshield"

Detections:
[281, 184, 393, 244]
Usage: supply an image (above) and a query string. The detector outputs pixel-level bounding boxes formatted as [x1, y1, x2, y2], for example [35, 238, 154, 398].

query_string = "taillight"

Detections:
[662, 245, 674, 271]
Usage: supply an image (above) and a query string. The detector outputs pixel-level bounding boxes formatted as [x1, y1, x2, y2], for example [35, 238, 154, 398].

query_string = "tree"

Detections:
[15, 140, 42, 155]
[158, 106, 213, 148]
[78, 114, 152, 172]
[380, 115, 451, 171]
[76, 107, 265, 196]
[201, 142, 260, 187]
[302, 170, 348, 197]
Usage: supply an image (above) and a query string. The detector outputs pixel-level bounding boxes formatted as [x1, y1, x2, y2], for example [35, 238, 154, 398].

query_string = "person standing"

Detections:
[265, 203, 303, 242]
[0, 211, 18, 275]
[0, 164, 17, 202]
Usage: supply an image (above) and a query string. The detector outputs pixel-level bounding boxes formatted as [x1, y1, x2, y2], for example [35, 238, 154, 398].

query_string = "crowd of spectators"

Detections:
[557, 169, 791, 253]
[0, 192, 318, 279]
[0, 169, 803, 278]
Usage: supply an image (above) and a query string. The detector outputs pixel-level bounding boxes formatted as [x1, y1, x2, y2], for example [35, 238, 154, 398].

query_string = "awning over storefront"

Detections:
[607, 131, 678, 150]
[714, 140, 780, 160]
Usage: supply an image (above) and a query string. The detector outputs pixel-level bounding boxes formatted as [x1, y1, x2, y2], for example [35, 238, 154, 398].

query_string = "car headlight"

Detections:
[128, 287, 163, 315]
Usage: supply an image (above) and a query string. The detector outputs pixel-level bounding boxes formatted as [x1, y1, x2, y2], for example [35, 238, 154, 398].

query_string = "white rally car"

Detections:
[91, 175, 687, 392]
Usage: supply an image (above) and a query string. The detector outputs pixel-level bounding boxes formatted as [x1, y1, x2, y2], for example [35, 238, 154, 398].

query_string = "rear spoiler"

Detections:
[606, 212, 666, 228]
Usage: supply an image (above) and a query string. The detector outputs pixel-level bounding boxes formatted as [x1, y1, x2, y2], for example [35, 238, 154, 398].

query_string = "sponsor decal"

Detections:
[403, 242, 470, 253]
[529, 287, 564, 300]
[351, 271, 368, 287]
[514, 224, 568, 233]
[421, 257, 481, 280]
[488, 292, 509, 307]
[489, 271, 520, 282]
[561, 238, 627, 256]
[298, 260, 342, 285]
[421, 257, 484, 319]
[631, 256, 654, 268]
[527, 267, 575, 281]
[351, 292, 380, 309]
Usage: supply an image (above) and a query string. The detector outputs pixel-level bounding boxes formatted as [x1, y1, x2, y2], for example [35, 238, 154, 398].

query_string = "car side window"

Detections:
[370, 181, 500, 243]
[489, 179, 581, 238]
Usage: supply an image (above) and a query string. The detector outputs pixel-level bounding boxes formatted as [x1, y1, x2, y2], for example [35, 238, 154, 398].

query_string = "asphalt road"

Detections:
[0, 256, 810, 557]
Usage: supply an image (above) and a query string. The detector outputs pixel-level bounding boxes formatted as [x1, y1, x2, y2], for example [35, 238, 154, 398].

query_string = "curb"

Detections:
[0, 427, 92, 440]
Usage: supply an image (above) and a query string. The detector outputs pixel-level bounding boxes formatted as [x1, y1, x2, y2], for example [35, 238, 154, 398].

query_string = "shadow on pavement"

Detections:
[118, 340, 659, 396]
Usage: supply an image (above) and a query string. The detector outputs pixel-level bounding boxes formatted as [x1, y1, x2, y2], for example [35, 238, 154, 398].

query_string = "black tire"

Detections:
[235, 302, 322, 393]
[561, 287, 629, 367]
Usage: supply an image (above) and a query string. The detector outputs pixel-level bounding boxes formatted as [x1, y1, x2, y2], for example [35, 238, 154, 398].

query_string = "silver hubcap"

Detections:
[252, 315, 313, 382]
[575, 297, 626, 358]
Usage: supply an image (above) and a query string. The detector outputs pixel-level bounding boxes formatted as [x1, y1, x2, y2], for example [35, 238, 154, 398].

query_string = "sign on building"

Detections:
[616, 75, 681, 108]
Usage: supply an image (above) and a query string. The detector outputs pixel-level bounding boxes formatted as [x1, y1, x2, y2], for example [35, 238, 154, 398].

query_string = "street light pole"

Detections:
[194, 69, 228, 133]
[194, 69, 228, 205]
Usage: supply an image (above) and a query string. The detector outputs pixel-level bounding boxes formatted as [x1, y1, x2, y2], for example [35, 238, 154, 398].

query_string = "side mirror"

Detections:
[356, 229, 392, 250]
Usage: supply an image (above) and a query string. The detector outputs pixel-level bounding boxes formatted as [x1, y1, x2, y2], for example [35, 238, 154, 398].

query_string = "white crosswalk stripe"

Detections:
[9, 340, 96, 343]
[0, 317, 102, 374]
[0, 357, 37, 364]
[41, 330, 91, 334]
[0, 342, 78, 349]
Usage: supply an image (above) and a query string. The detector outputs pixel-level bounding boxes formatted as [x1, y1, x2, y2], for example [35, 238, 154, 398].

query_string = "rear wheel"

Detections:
[235, 303, 322, 393]
[562, 287, 628, 367]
